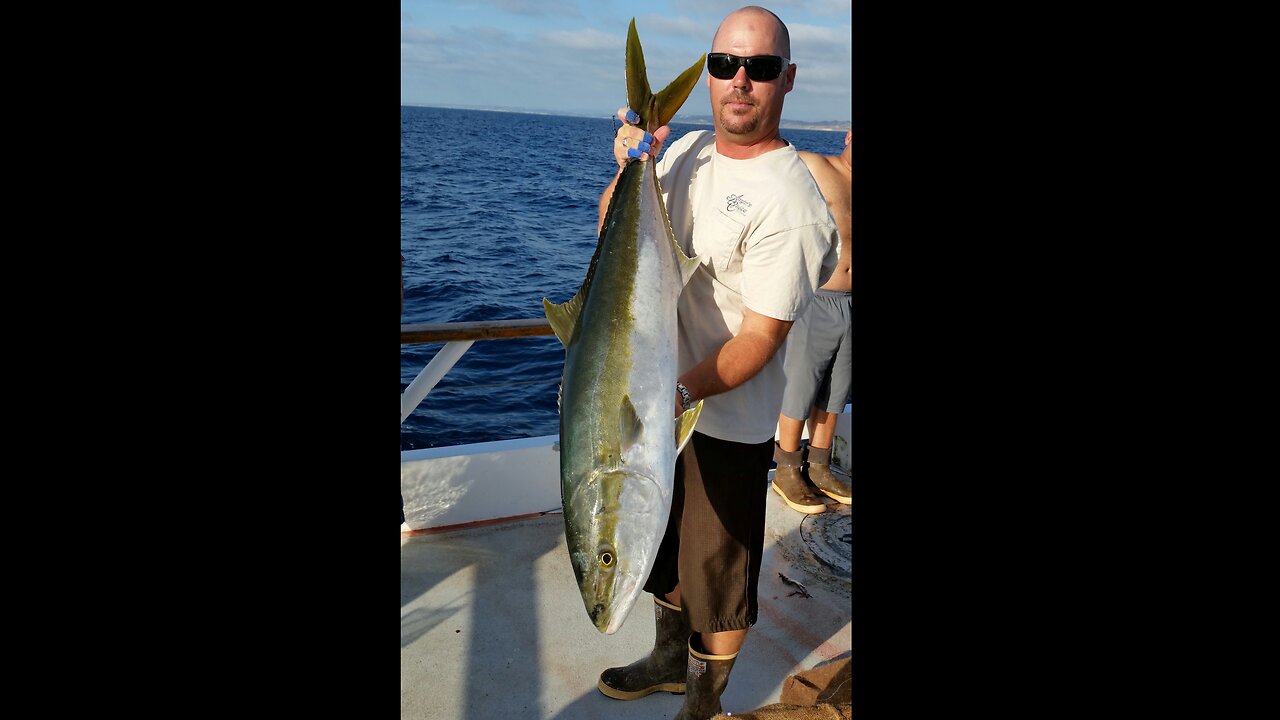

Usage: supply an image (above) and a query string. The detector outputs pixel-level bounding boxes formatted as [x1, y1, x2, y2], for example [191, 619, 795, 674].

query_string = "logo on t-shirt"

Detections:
[725, 193, 751, 215]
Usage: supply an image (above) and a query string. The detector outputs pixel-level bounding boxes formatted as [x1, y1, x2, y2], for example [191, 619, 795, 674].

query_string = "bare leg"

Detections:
[701, 629, 748, 655]
[806, 406, 840, 450]
[777, 414, 806, 453]
[664, 584, 747, 654]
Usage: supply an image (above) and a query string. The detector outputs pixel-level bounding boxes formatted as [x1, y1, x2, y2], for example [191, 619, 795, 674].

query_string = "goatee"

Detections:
[718, 96, 759, 135]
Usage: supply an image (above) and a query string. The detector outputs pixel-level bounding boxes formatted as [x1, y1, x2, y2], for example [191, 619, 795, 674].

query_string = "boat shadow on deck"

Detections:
[400, 478, 851, 720]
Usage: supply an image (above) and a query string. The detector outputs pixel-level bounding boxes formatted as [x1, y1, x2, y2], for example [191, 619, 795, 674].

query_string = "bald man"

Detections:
[596, 7, 840, 720]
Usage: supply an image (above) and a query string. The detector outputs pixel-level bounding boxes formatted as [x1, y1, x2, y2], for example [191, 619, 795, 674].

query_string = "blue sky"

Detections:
[401, 0, 851, 124]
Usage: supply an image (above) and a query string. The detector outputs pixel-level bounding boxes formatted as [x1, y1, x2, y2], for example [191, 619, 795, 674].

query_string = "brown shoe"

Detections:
[772, 443, 827, 514]
[805, 445, 851, 504]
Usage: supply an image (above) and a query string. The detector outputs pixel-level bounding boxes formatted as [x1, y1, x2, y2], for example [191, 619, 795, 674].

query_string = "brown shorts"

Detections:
[643, 431, 774, 633]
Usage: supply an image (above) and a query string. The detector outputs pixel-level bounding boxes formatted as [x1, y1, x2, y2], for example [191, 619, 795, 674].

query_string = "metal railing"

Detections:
[400, 319, 555, 424]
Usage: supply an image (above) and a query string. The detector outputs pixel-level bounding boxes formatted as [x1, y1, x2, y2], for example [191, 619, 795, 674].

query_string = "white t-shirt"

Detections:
[657, 130, 840, 443]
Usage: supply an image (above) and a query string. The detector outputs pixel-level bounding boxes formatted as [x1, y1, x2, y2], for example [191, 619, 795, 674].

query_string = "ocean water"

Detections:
[401, 105, 846, 451]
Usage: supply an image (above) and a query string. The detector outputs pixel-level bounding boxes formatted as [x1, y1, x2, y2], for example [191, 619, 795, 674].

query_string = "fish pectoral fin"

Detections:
[677, 246, 701, 287]
[674, 399, 703, 454]
[543, 293, 585, 348]
[620, 394, 644, 458]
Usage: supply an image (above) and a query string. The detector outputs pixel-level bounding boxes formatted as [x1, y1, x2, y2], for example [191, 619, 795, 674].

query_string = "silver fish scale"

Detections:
[555, 158, 692, 634]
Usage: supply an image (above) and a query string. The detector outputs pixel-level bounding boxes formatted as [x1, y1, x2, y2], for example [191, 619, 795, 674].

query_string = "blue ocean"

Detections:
[401, 105, 846, 451]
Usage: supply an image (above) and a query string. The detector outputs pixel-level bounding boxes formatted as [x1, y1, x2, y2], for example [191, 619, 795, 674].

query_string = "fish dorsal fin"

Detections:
[674, 399, 703, 454]
[620, 394, 644, 459]
[542, 294, 585, 348]
[544, 184, 613, 348]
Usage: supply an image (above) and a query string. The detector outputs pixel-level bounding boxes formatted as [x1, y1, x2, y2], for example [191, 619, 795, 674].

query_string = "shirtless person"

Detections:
[772, 129, 853, 513]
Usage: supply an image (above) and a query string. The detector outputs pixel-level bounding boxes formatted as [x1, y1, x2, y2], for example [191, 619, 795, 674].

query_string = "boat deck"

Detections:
[400, 469, 852, 718]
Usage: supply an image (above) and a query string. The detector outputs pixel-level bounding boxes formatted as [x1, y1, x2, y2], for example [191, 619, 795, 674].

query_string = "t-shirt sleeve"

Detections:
[740, 223, 840, 321]
[656, 130, 705, 181]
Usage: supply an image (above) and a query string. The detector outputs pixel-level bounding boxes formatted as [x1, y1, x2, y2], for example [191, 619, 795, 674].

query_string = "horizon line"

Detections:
[401, 103, 851, 130]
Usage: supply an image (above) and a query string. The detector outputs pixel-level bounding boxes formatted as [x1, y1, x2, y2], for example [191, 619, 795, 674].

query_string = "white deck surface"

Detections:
[400, 472, 852, 719]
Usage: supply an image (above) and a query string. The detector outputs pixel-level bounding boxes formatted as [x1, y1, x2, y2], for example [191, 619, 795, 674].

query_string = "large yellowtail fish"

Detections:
[542, 19, 705, 634]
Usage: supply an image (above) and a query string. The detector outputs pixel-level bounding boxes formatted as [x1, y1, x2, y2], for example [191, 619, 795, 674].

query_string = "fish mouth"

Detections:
[593, 572, 641, 635]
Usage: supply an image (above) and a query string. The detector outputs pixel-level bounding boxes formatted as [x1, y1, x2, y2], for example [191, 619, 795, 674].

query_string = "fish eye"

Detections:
[598, 548, 615, 568]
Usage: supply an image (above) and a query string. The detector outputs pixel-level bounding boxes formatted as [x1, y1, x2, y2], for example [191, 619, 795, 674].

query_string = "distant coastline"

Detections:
[402, 104, 849, 133]
[671, 114, 848, 132]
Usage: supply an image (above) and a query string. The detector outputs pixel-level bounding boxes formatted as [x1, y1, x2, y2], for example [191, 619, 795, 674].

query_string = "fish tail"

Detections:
[625, 18, 705, 133]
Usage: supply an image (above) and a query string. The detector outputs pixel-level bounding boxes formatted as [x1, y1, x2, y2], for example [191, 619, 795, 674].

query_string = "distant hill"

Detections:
[672, 114, 849, 132]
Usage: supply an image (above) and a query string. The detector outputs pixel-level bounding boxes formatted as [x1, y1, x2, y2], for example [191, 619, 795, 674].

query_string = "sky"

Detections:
[401, 0, 851, 125]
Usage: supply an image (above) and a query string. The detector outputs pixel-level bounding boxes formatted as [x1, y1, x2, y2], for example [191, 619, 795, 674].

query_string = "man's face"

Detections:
[707, 13, 794, 140]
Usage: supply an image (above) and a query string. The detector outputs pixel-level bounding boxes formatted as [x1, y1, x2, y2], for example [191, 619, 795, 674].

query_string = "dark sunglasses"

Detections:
[706, 52, 791, 81]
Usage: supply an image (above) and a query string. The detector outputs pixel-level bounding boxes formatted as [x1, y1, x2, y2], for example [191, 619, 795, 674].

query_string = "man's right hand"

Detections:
[613, 107, 670, 169]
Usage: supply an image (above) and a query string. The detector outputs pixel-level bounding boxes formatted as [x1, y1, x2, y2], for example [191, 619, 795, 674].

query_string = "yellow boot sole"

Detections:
[771, 480, 827, 514]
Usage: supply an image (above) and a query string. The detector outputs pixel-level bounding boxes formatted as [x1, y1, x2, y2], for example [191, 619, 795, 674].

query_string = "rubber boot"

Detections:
[673, 634, 739, 720]
[772, 442, 826, 514]
[598, 595, 690, 699]
[805, 444, 851, 504]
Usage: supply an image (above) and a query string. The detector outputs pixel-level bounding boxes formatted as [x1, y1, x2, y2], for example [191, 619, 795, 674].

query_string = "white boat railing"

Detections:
[399, 319, 556, 422]
[400, 319, 851, 532]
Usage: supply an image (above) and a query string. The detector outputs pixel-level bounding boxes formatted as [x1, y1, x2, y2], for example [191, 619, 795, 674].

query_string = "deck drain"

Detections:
[799, 504, 851, 579]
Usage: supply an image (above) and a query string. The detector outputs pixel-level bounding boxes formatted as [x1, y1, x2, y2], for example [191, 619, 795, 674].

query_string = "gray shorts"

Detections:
[780, 289, 852, 419]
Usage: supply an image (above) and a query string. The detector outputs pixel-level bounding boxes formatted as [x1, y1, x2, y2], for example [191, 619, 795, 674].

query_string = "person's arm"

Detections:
[674, 307, 794, 415]
[598, 168, 624, 237]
